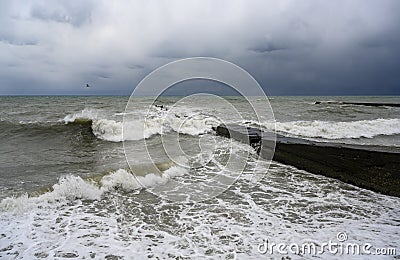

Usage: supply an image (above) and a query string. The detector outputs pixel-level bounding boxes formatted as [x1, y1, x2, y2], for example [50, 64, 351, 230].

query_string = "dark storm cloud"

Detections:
[92, 72, 111, 79]
[30, 1, 93, 27]
[152, 44, 188, 59]
[126, 64, 145, 70]
[0, 33, 37, 46]
[249, 37, 288, 53]
[0, 39, 37, 46]
[0, 0, 399, 95]
[250, 45, 286, 53]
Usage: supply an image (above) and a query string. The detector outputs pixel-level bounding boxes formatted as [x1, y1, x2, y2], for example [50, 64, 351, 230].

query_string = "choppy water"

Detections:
[0, 96, 399, 259]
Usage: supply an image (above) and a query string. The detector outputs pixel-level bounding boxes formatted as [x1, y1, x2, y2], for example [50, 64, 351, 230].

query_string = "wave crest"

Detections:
[0, 166, 188, 214]
[271, 118, 400, 139]
[63, 108, 219, 142]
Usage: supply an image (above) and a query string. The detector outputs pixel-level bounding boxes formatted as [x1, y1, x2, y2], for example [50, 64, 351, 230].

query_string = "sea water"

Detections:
[0, 96, 399, 259]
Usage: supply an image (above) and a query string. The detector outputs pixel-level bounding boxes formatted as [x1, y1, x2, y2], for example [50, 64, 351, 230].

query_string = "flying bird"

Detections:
[85, 84, 91, 88]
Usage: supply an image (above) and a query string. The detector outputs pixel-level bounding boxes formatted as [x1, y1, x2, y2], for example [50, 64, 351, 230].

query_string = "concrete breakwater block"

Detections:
[315, 101, 400, 107]
[214, 124, 400, 197]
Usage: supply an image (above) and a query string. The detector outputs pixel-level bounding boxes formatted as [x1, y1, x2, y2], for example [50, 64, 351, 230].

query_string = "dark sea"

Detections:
[0, 96, 399, 259]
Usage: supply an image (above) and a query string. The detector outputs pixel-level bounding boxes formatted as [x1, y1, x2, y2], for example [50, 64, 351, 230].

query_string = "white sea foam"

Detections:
[1, 162, 399, 259]
[0, 175, 102, 214]
[92, 118, 167, 142]
[162, 165, 189, 178]
[91, 119, 124, 142]
[63, 108, 219, 142]
[0, 166, 188, 214]
[100, 168, 142, 191]
[264, 118, 400, 139]
[100, 167, 188, 191]
[62, 108, 100, 123]
[48, 175, 103, 201]
[167, 114, 220, 136]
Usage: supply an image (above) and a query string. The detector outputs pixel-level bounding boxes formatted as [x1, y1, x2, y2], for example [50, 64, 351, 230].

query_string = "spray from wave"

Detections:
[62, 108, 220, 142]
[0, 166, 188, 214]
[269, 118, 400, 139]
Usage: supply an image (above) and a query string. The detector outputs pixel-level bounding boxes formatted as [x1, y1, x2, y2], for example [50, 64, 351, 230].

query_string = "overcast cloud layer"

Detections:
[0, 0, 399, 95]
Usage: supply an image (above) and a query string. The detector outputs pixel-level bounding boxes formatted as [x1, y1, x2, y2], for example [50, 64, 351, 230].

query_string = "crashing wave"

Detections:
[62, 108, 220, 142]
[62, 108, 99, 124]
[0, 166, 188, 213]
[264, 118, 400, 139]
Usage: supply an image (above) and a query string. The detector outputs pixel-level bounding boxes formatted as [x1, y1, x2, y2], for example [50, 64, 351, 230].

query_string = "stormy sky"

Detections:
[0, 0, 399, 95]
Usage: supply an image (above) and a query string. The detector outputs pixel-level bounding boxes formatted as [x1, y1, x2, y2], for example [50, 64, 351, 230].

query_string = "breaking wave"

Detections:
[4, 108, 399, 143]
[0, 166, 188, 214]
[63, 108, 220, 142]
[271, 118, 400, 139]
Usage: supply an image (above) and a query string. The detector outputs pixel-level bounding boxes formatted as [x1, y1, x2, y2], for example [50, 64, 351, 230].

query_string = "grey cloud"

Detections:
[359, 35, 400, 49]
[249, 36, 288, 53]
[0, 37, 37, 46]
[126, 64, 145, 70]
[151, 42, 189, 59]
[249, 43, 287, 53]
[93, 72, 111, 79]
[30, 1, 93, 27]
[0, 0, 399, 95]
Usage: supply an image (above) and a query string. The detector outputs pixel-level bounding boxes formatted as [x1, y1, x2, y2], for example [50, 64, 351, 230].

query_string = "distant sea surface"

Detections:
[0, 96, 399, 259]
